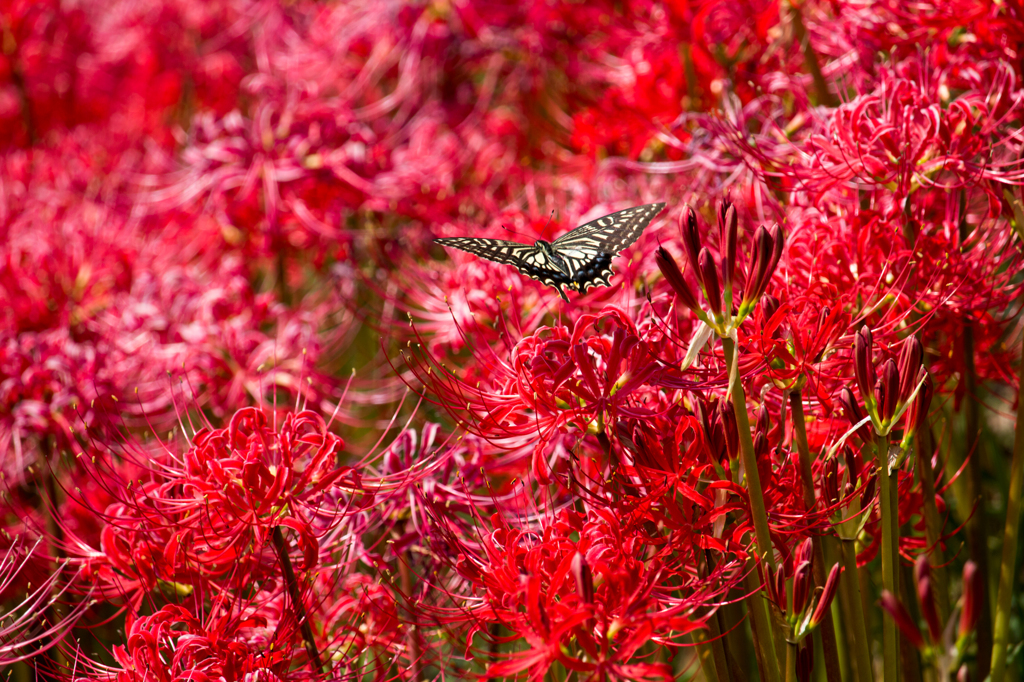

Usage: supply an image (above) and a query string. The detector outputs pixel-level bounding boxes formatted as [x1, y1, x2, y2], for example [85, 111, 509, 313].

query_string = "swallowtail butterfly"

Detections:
[436, 203, 665, 301]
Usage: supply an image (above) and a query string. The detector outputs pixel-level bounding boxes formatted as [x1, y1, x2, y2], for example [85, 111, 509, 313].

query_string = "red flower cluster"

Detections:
[1, 2, 1023, 682]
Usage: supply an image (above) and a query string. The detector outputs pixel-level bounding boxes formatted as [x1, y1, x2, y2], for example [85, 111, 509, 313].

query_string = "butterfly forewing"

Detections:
[434, 237, 575, 291]
[435, 202, 665, 299]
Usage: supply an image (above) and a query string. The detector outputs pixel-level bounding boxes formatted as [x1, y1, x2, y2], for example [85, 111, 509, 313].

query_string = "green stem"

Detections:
[838, 535, 874, 682]
[785, 637, 798, 682]
[876, 433, 900, 682]
[916, 424, 951, 626]
[789, 391, 843, 682]
[745, 564, 782, 682]
[723, 335, 782, 680]
[722, 337, 777, 574]
[991, 343, 1024, 682]
[272, 526, 327, 674]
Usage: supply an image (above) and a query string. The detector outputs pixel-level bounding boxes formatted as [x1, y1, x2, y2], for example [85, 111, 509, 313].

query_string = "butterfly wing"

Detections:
[552, 202, 665, 292]
[434, 237, 573, 293]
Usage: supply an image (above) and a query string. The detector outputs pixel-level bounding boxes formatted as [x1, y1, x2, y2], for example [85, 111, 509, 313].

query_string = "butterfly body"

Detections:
[436, 203, 665, 301]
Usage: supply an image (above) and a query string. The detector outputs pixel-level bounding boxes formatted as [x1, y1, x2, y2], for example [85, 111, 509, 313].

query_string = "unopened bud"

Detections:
[680, 205, 702, 275]
[906, 369, 933, 434]
[698, 248, 722, 315]
[854, 326, 876, 401]
[839, 388, 872, 441]
[959, 560, 983, 638]
[742, 225, 772, 305]
[810, 563, 842, 628]
[656, 247, 701, 312]
[719, 201, 737, 287]
[755, 403, 770, 438]
[761, 293, 781, 325]
[897, 336, 924, 403]
[572, 551, 594, 605]
[823, 457, 840, 506]
[881, 590, 925, 650]
[879, 359, 900, 422]
[860, 474, 877, 509]
[793, 560, 813, 615]
[796, 643, 814, 682]
[717, 399, 738, 460]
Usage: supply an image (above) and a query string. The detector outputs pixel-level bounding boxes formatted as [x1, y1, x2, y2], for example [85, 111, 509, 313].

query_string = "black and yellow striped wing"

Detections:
[435, 202, 665, 299]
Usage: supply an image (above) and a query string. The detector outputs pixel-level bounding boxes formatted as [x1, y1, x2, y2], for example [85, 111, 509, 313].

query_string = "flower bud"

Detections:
[860, 474, 877, 509]
[917, 574, 941, 644]
[656, 247, 701, 312]
[839, 387, 872, 441]
[719, 201, 737, 287]
[753, 431, 769, 463]
[897, 336, 924, 403]
[854, 326, 876, 402]
[717, 399, 738, 460]
[810, 563, 843, 628]
[698, 248, 722, 315]
[742, 225, 772, 304]
[823, 457, 840, 506]
[793, 560, 813, 615]
[755, 403, 770, 438]
[959, 560, 983, 638]
[797, 643, 814, 682]
[795, 538, 814, 567]
[957, 665, 971, 682]
[572, 551, 594, 605]
[680, 205, 702, 275]
[844, 446, 862, 485]
[879, 359, 900, 422]
[906, 369, 933, 434]
[881, 590, 925, 650]
[765, 564, 786, 609]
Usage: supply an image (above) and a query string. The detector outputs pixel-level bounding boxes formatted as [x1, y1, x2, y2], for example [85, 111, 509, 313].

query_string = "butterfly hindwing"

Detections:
[435, 202, 665, 299]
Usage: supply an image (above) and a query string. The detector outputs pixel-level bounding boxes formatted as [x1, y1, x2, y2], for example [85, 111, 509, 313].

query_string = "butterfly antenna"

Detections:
[500, 223, 530, 240]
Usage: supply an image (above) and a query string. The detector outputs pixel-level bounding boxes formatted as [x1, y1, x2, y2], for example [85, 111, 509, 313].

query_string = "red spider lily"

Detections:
[436, 505, 741, 682]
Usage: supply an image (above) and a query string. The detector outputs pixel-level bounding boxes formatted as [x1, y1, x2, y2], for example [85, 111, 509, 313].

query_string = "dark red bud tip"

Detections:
[897, 336, 924, 402]
[655, 247, 701, 312]
[742, 225, 771, 304]
[755, 404, 770, 436]
[839, 387, 871, 441]
[753, 222, 784, 299]
[752, 431, 768, 462]
[881, 590, 926, 650]
[796, 538, 814, 567]
[796, 643, 814, 682]
[680, 205, 702, 274]
[880, 358, 899, 421]
[907, 370, 933, 433]
[572, 551, 594, 605]
[810, 563, 842, 628]
[717, 400, 738, 460]
[917, 574, 942, 643]
[823, 457, 840, 506]
[860, 474, 877, 509]
[719, 202, 737, 286]
[761, 293, 780, 324]
[959, 560, 983, 638]
[793, 560, 813, 614]
[698, 248, 722, 315]
[854, 326, 876, 401]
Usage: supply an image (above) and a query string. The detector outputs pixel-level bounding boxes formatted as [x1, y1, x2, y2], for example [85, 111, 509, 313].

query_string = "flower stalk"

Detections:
[991, 340, 1024, 682]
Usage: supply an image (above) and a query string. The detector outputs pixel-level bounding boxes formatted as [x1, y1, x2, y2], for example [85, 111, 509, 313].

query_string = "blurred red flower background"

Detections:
[2, 1, 1024, 681]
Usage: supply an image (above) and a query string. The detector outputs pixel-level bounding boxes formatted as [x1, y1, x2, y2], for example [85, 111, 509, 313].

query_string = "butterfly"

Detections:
[435, 203, 665, 301]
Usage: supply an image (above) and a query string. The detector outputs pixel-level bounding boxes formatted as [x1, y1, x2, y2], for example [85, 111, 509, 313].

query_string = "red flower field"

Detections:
[1, 1, 1023, 681]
